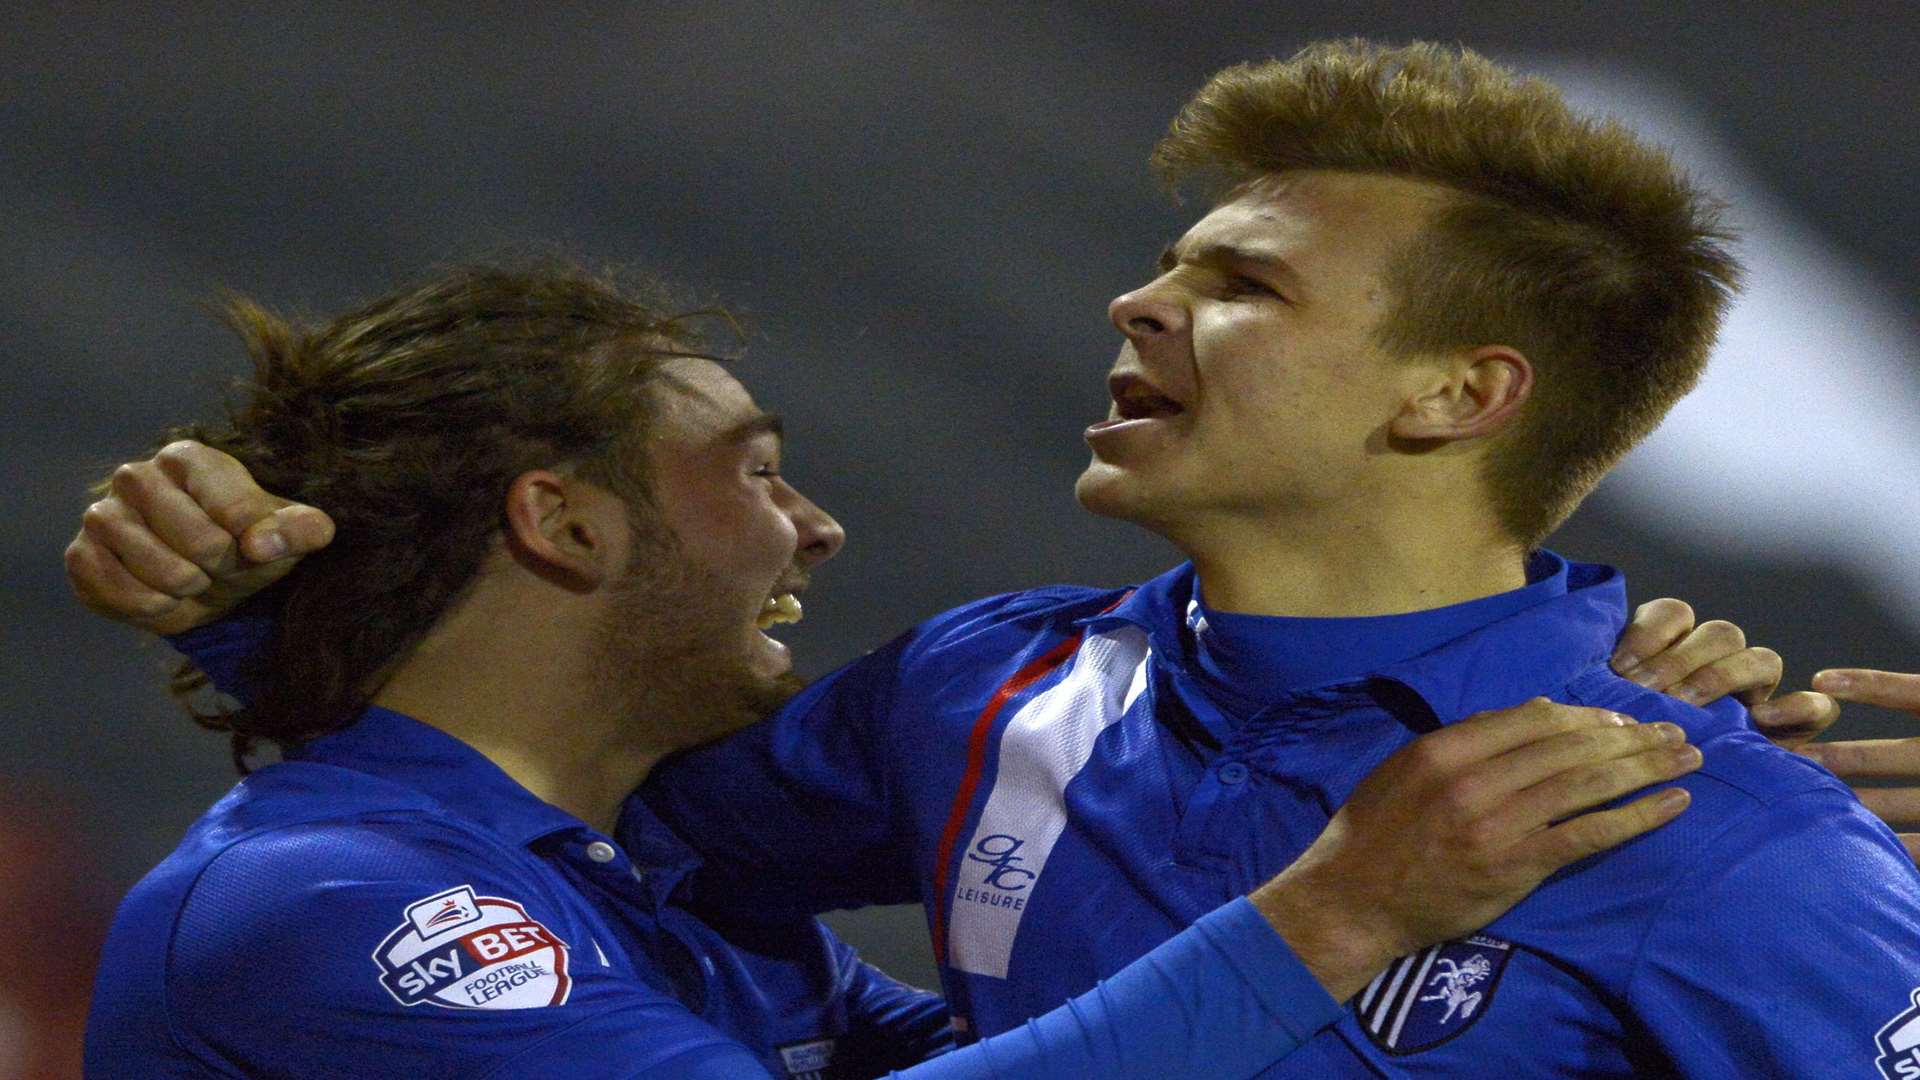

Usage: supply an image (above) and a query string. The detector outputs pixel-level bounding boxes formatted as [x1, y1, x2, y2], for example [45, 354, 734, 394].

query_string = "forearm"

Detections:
[1249, 867, 1394, 1003]
[888, 898, 1339, 1079]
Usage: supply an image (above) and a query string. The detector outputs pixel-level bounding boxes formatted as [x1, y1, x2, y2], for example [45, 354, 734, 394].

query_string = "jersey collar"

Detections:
[1080, 558, 1630, 724]
[1074, 562, 1198, 660]
[288, 705, 588, 849]
[1370, 560, 1628, 724]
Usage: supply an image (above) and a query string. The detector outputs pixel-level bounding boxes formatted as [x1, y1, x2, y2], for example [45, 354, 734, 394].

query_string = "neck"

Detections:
[372, 578, 661, 834]
[1175, 497, 1527, 617]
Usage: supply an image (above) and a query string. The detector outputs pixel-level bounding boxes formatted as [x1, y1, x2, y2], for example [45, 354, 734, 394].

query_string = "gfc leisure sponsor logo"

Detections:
[954, 834, 1034, 910]
[372, 884, 572, 1010]
[944, 623, 1152, 978]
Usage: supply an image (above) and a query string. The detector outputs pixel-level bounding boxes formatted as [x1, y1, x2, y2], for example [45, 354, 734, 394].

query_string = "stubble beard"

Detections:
[590, 520, 806, 754]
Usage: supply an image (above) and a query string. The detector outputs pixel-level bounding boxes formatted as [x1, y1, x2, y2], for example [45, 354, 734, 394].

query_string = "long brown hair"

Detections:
[161, 259, 731, 771]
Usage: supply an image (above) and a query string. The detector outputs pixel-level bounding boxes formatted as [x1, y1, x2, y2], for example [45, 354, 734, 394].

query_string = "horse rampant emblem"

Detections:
[1357, 935, 1514, 1054]
[1419, 953, 1493, 1025]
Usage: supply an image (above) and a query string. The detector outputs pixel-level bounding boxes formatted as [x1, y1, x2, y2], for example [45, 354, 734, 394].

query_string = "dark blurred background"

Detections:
[6, 3, 1918, 1074]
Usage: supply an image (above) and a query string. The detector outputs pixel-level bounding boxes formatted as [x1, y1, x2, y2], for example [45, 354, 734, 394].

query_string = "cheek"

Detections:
[1205, 400, 1306, 472]
[710, 496, 797, 576]
[1198, 371, 1363, 476]
[748, 509, 799, 568]
[1193, 314, 1304, 408]
[660, 487, 791, 575]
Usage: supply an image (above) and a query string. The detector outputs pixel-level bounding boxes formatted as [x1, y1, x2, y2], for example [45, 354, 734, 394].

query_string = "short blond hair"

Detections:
[1153, 39, 1742, 544]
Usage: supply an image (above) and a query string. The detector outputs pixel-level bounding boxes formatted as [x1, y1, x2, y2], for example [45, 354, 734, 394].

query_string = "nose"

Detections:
[784, 483, 846, 568]
[1108, 279, 1189, 342]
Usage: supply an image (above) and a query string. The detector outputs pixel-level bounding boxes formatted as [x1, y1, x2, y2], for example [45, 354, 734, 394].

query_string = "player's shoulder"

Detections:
[119, 760, 537, 958]
[1558, 668, 1920, 905]
[1488, 667, 1920, 964]
[1565, 664, 1841, 810]
[94, 761, 574, 1066]
[902, 582, 1130, 663]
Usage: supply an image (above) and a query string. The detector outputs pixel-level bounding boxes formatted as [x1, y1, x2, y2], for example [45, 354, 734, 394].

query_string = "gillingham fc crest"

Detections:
[1356, 934, 1514, 1054]
[372, 884, 572, 1010]
[1876, 987, 1920, 1079]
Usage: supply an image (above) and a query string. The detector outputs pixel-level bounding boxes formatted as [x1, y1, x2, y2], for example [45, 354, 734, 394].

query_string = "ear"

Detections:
[500, 470, 626, 590]
[1389, 346, 1534, 443]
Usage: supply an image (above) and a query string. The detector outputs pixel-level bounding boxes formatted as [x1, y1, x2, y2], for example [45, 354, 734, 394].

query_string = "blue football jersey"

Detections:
[86, 706, 951, 1078]
[92, 694, 1340, 1078]
[644, 558, 1920, 1077]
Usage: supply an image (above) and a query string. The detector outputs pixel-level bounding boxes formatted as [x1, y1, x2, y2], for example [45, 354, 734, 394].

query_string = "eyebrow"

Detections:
[1157, 241, 1304, 288]
[721, 411, 784, 444]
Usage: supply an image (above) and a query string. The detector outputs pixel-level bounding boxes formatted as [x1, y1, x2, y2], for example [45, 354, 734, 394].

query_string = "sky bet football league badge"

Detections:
[373, 884, 572, 1009]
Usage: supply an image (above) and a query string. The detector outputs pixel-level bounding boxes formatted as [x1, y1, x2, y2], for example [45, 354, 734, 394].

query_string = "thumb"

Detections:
[237, 503, 336, 564]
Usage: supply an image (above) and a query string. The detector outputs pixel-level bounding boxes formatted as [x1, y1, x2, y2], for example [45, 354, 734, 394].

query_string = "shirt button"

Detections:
[1218, 761, 1250, 785]
[586, 841, 618, 863]
[630, 865, 647, 885]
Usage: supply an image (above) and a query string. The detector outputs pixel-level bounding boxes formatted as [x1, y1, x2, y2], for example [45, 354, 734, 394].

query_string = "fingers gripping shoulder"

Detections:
[1566, 666, 1856, 833]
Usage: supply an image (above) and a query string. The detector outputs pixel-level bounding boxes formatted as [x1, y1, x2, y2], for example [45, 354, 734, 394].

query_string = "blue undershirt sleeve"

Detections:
[887, 897, 1338, 1079]
[487, 895, 1344, 1068]
[170, 614, 272, 704]
[472, 898, 1336, 1080]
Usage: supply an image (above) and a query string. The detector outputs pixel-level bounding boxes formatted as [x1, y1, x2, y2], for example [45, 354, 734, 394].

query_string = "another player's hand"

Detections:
[64, 440, 334, 636]
[1800, 668, 1920, 862]
[1609, 597, 1837, 748]
[1252, 699, 1697, 1001]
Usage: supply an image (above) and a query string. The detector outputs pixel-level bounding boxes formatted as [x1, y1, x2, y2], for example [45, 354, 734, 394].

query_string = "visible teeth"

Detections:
[756, 593, 803, 629]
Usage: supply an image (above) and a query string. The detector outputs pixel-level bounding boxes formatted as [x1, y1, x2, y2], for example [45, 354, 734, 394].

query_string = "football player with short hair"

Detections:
[634, 42, 1920, 1075]
[75, 262, 1721, 1079]
[71, 38, 1902, 1080]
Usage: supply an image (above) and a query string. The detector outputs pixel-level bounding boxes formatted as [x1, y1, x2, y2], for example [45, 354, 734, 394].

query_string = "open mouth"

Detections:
[756, 592, 803, 630]
[1109, 373, 1186, 420]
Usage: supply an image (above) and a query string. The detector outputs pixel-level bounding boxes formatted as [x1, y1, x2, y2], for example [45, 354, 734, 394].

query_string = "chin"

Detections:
[754, 669, 809, 715]
[715, 668, 809, 740]
[660, 666, 809, 754]
[1074, 462, 1159, 523]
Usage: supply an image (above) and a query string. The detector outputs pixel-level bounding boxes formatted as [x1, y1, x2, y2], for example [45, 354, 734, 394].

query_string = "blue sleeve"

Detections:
[169, 614, 273, 703]
[888, 898, 1339, 1078]
[504, 897, 1337, 1080]
[837, 956, 957, 1070]
[156, 819, 767, 1079]
[641, 630, 923, 916]
[1629, 786, 1920, 1077]
[642, 588, 1098, 920]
